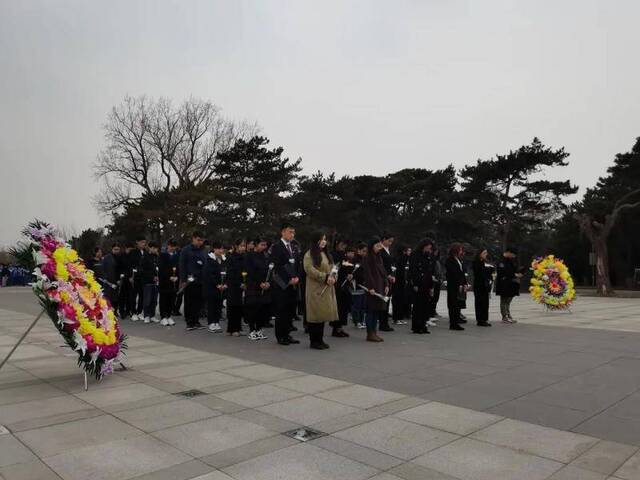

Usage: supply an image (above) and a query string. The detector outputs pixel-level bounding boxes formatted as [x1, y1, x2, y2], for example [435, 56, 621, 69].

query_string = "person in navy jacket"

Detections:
[179, 232, 206, 330]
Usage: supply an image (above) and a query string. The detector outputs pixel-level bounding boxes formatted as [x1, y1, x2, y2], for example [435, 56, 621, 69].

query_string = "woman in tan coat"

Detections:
[303, 232, 339, 349]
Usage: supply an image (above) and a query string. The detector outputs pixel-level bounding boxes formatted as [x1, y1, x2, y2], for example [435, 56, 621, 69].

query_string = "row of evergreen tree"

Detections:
[85, 97, 639, 291]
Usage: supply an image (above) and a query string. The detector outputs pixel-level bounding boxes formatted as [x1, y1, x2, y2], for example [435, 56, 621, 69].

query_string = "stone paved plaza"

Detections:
[1, 288, 640, 480]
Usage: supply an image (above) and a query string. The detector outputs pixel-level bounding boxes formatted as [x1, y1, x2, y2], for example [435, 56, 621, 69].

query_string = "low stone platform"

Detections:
[1, 303, 640, 480]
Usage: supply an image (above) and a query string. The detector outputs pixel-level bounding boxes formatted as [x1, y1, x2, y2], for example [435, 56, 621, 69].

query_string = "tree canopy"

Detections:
[94, 96, 640, 290]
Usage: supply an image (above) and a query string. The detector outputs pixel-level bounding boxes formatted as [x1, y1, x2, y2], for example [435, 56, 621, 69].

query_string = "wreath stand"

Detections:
[0, 309, 127, 391]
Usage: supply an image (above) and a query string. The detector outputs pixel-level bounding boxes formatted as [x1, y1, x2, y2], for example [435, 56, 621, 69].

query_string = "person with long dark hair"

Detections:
[496, 246, 522, 323]
[445, 242, 468, 331]
[303, 232, 339, 349]
[472, 247, 494, 327]
[409, 238, 435, 334]
[362, 237, 389, 342]
[244, 236, 272, 341]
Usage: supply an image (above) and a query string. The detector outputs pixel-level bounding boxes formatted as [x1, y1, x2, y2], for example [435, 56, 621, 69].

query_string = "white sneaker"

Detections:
[257, 329, 268, 340]
[208, 323, 222, 333]
[160, 318, 169, 326]
[394, 320, 408, 325]
[143, 317, 151, 324]
[427, 319, 437, 327]
[131, 314, 140, 322]
[248, 331, 259, 341]
[151, 317, 160, 323]
[167, 318, 176, 326]
[357, 322, 366, 329]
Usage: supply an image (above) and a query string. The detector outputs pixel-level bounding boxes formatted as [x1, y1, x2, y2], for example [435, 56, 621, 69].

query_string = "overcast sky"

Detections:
[1, 0, 639, 246]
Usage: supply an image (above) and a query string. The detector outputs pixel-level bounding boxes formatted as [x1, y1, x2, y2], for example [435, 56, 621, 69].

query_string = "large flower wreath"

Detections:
[529, 255, 575, 310]
[12, 221, 126, 378]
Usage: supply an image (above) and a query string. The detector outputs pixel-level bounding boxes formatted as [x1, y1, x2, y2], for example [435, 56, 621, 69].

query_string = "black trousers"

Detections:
[206, 296, 223, 325]
[392, 285, 409, 320]
[447, 290, 461, 327]
[118, 281, 131, 318]
[159, 289, 176, 318]
[246, 304, 269, 331]
[334, 289, 351, 327]
[173, 291, 183, 315]
[184, 283, 203, 327]
[130, 278, 144, 315]
[474, 289, 490, 323]
[380, 288, 392, 329]
[308, 322, 325, 345]
[274, 288, 297, 341]
[227, 304, 243, 332]
[412, 291, 429, 332]
[103, 285, 118, 312]
[429, 283, 441, 317]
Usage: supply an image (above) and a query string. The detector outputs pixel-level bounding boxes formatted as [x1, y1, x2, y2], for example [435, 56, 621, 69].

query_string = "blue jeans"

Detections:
[143, 284, 158, 318]
[365, 310, 381, 332]
[350, 294, 365, 325]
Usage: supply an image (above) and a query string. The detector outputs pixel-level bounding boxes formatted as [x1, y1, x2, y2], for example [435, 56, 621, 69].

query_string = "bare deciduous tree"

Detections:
[575, 188, 640, 296]
[94, 95, 258, 212]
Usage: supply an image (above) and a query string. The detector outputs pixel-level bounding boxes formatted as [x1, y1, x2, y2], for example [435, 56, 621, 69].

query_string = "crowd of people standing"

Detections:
[87, 224, 526, 349]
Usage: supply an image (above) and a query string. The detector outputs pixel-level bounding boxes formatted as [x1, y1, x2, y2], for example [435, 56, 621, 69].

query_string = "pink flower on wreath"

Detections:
[60, 303, 76, 320]
[85, 335, 97, 353]
[42, 238, 58, 252]
[101, 344, 119, 360]
[41, 260, 57, 279]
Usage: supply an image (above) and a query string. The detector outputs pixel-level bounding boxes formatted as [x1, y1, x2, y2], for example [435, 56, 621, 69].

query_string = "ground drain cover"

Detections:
[284, 427, 326, 442]
[175, 389, 207, 398]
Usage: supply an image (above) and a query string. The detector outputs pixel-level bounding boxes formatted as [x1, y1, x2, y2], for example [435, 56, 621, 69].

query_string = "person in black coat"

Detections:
[392, 245, 412, 324]
[140, 242, 160, 323]
[291, 238, 304, 331]
[379, 232, 396, 332]
[495, 246, 522, 323]
[270, 223, 302, 345]
[332, 243, 355, 337]
[127, 237, 147, 321]
[472, 248, 494, 327]
[225, 239, 247, 335]
[85, 247, 104, 278]
[429, 247, 444, 319]
[445, 242, 468, 331]
[202, 241, 227, 333]
[350, 242, 368, 329]
[244, 236, 273, 340]
[158, 239, 179, 326]
[409, 239, 435, 334]
[101, 243, 121, 311]
[117, 243, 135, 319]
[179, 232, 206, 330]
